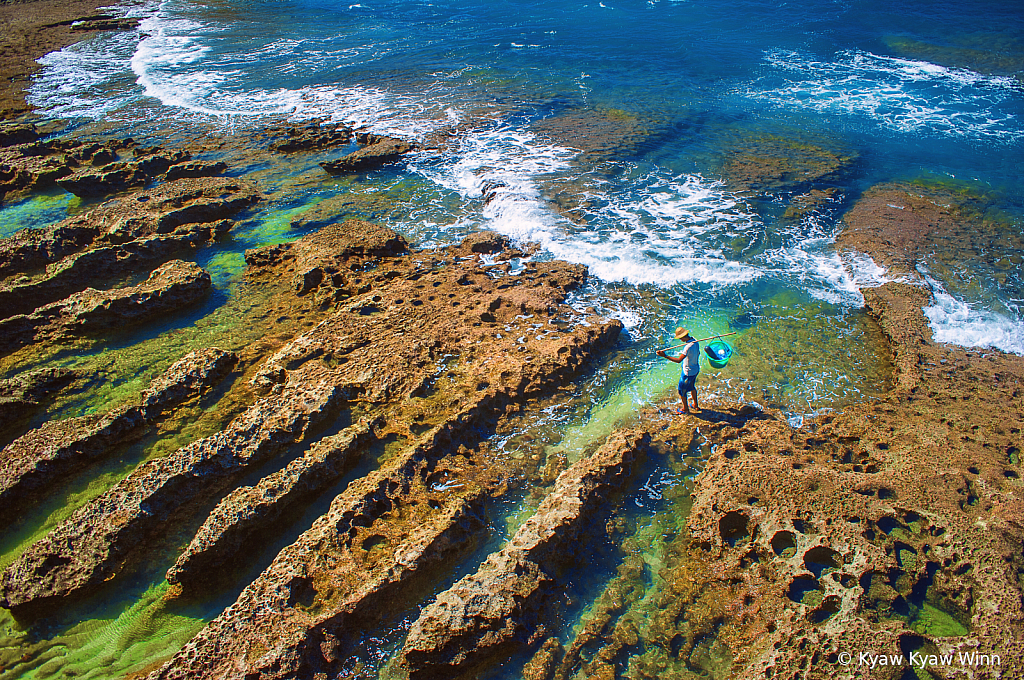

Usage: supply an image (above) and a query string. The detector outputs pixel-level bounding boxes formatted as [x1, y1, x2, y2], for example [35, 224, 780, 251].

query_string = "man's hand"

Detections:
[656, 349, 665, 357]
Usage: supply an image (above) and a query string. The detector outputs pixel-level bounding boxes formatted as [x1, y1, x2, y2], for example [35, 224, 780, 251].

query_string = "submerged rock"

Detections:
[0, 260, 214, 353]
[0, 176, 258, 282]
[720, 132, 857, 193]
[531, 107, 659, 160]
[320, 136, 414, 174]
[399, 430, 650, 679]
[0, 347, 236, 526]
[165, 415, 381, 590]
[0, 223, 621, 624]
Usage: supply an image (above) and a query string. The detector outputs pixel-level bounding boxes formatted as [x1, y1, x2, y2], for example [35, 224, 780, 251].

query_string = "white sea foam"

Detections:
[27, 25, 142, 119]
[924, 280, 1024, 355]
[745, 49, 1024, 142]
[413, 129, 765, 287]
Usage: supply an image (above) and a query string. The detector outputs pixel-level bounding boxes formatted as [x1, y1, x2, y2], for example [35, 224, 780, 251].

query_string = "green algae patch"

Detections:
[911, 603, 969, 638]
[0, 190, 78, 239]
[0, 582, 208, 680]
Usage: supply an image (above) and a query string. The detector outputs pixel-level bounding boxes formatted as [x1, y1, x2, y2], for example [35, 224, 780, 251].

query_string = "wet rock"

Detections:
[0, 219, 232, 321]
[269, 121, 353, 152]
[69, 16, 140, 32]
[0, 176, 257, 282]
[0, 123, 38, 147]
[0, 137, 141, 202]
[163, 160, 228, 181]
[399, 430, 649, 678]
[166, 415, 382, 590]
[320, 136, 414, 174]
[0, 260, 213, 354]
[0, 347, 236, 525]
[0, 362, 342, 616]
[289, 193, 405, 232]
[0, 367, 77, 438]
[246, 219, 408, 304]
[836, 181, 1024, 279]
[56, 148, 190, 197]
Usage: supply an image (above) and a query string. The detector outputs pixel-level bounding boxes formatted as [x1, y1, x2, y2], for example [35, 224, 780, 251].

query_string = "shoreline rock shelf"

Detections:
[399, 430, 651, 679]
[0, 259, 215, 353]
[0, 121, 1019, 680]
[0, 347, 237, 527]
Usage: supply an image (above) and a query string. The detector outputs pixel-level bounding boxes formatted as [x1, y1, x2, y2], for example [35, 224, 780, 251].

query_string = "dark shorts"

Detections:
[678, 373, 697, 394]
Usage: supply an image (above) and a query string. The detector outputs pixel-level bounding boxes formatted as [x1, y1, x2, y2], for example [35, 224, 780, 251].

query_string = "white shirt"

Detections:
[682, 341, 700, 376]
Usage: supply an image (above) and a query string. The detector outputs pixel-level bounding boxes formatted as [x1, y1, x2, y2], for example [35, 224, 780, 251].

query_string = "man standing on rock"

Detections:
[657, 327, 700, 414]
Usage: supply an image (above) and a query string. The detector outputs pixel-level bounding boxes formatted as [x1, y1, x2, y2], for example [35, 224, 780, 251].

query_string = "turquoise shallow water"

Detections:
[1, 0, 1023, 677]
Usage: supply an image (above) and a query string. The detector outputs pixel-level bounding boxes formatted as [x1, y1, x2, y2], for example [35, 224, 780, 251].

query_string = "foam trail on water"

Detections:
[761, 244, 892, 306]
[415, 127, 764, 287]
[27, 27, 142, 119]
[745, 49, 1024, 142]
[924, 278, 1024, 355]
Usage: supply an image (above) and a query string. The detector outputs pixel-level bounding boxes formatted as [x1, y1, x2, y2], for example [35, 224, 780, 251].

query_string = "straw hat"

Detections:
[674, 327, 691, 341]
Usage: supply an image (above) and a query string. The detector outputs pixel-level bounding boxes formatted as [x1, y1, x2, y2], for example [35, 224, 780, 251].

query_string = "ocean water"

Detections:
[2, 0, 1023, 676]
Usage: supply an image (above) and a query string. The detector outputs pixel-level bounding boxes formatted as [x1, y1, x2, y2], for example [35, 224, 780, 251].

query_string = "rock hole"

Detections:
[771, 531, 797, 558]
[808, 595, 840, 624]
[723, 448, 740, 460]
[719, 511, 750, 547]
[286, 576, 317, 609]
[803, 546, 841, 578]
[876, 516, 903, 535]
[362, 534, 388, 553]
[787, 576, 821, 605]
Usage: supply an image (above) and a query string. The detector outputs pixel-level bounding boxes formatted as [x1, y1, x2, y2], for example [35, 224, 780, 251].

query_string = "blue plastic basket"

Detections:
[704, 340, 733, 369]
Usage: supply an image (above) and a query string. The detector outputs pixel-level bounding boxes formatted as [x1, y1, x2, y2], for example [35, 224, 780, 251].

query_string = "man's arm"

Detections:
[656, 350, 683, 363]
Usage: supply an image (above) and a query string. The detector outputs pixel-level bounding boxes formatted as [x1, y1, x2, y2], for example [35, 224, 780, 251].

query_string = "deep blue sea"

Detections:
[1, 0, 1023, 677]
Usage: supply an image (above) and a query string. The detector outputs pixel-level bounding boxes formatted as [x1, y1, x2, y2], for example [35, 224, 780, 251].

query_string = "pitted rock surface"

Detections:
[0, 361, 342, 615]
[0, 367, 77, 437]
[0, 219, 232, 321]
[0, 223, 621, 630]
[0, 347, 236, 525]
[0, 176, 257, 282]
[558, 184, 1024, 680]
[0, 259, 213, 353]
[165, 415, 381, 590]
[399, 430, 650, 679]
[139, 224, 621, 678]
[320, 136, 414, 174]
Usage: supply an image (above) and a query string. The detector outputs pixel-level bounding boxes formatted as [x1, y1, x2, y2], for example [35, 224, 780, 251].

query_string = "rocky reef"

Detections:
[525, 183, 1024, 680]
[0, 101, 1020, 680]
